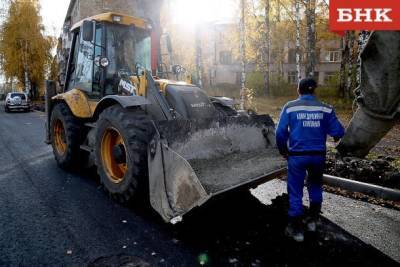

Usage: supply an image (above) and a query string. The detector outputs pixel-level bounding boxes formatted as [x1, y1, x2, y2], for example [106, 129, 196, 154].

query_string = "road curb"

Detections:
[323, 174, 400, 201]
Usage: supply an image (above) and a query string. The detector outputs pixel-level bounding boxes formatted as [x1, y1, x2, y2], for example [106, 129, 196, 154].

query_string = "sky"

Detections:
[39, 0, 238, 36]
[171, 0, 237, 26]
[40, 0, 70, 36]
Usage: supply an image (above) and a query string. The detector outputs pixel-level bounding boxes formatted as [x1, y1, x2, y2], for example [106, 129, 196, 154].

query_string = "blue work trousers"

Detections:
[287, 155, 325, 217]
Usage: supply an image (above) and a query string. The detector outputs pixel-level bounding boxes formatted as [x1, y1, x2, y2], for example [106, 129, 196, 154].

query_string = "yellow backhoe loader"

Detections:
[45, 13, 286, 223]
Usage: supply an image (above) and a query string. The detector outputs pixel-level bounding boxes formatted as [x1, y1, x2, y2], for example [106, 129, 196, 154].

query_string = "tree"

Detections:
[195, 26, 204, 88]
[304, 0, 316, 78]
[338, 30, 358, 99]
[0, 0, 53, 99]
[295, 0, 301, 81]
[262, 0, 271, 95]
[239, 0, 246, 109]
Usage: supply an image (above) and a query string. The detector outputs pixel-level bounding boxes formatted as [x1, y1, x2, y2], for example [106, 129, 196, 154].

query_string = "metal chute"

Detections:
[148, 115, 287, 223]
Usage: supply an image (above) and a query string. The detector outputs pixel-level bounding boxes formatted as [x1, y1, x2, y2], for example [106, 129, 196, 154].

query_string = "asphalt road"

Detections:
[0, 106, 399, 266]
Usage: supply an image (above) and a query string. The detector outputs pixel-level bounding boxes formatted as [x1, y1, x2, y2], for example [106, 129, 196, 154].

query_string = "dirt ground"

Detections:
[255, 96, 400, 200]
[255, 96, 400, 160]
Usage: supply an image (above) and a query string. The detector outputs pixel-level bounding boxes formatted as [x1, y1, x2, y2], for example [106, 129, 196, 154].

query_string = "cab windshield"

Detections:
[106, 24, 151, 77]
[68, 22, 152, 97]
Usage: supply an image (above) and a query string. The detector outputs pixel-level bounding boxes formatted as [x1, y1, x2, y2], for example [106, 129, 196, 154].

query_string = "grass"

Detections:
[253, 95, 353, 123]
[204, 85, 354, 122]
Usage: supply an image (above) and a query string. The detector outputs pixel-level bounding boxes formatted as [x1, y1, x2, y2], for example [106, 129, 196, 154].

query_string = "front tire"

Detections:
[5, 106, 9, 113]
[50, 103, 85, 169]
[95, 105, 150, 203]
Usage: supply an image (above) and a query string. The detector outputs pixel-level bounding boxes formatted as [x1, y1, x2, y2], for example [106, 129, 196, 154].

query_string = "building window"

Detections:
[324, 72, 338, 84]
[324, 51, 341, 62]
[220, 51, 232, 65]
[288, 71, 298, 84]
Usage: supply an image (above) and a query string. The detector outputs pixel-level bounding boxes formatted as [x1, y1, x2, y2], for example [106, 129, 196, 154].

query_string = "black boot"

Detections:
[285, 216, 304, 242]
[306, 203, 321, 232]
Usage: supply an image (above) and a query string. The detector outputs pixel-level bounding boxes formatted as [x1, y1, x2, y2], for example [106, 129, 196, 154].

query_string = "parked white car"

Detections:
[5, 92, 31, 112]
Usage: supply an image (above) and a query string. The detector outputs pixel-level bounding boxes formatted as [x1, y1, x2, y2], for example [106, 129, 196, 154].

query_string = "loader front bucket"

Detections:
[148, 115, 287, 223]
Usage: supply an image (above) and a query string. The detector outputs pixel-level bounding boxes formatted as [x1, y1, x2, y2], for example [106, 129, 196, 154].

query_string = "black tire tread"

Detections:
[50, 102, 85, 170]
[95, 105, 151, 203]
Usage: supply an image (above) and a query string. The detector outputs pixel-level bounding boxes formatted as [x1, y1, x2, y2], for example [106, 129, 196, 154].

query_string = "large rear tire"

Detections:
[50, 103, 85, 169]
[95, 105, 150, 203]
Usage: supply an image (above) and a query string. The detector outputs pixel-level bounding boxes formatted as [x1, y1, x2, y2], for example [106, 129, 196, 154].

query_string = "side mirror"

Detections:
[82, 20, 94, 42]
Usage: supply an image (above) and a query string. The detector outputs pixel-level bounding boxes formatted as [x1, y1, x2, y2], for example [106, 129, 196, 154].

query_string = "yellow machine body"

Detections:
[52, 89, 98, 119]
[71, 12, 150, 31]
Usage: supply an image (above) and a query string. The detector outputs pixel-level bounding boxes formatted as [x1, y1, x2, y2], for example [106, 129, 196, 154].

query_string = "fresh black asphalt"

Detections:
[0, 106, 398, 266]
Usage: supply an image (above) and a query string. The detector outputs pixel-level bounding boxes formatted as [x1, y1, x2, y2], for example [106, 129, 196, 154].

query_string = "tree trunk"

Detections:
[31, 82, 38, 100]
[263, 0, 270, 96]
[305, 0, 316, 78]
[355, 31, 371, 91]
[276, 0, 284, 79]
[339, 31, 350, 98]
[346, 31, 357, 99]
[295, 0, 301, 82]
[239, 0, 246, 110]
[195, 26, 203, 88]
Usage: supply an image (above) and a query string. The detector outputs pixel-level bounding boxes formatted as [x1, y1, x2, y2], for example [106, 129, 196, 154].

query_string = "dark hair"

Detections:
[298, 78, 317, 95]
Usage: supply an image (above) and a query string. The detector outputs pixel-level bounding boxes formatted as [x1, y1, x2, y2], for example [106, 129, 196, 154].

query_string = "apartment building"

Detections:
[284, 39, 342, 85]
[199, 21, 342, 87]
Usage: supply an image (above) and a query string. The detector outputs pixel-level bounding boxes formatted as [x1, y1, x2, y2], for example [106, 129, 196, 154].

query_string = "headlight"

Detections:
[100, 57, 110, 67]
[112, 15, 122, 23]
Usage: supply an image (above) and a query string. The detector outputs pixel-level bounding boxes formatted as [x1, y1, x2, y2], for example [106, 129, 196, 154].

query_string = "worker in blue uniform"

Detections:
[276, 78, 345, 242]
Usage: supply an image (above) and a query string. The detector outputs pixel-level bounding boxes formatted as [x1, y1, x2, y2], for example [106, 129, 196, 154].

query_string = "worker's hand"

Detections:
[282, 153, 288, 160]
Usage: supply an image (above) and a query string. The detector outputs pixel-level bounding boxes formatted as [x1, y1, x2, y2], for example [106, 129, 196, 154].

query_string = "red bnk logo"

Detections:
[330, 0, 400, 35]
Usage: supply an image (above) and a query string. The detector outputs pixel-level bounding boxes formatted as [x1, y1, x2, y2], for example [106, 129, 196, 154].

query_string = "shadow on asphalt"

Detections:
[76, 167, 398, 266]
[113, 184, 398, 266]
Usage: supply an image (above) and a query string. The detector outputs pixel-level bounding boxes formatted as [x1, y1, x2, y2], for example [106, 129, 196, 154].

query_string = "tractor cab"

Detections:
[64, 13, 153, 99]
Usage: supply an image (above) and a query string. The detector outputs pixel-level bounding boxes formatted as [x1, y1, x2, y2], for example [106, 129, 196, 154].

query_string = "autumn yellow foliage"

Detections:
[0, 0, 54, 99]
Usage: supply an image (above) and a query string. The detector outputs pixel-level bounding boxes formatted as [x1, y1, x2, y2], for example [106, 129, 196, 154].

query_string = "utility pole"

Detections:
[239, 0, 246, 110]
[295, 0, 301, 82]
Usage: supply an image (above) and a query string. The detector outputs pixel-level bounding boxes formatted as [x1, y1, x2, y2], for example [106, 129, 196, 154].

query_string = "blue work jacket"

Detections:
[275, 95, 345, 155]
